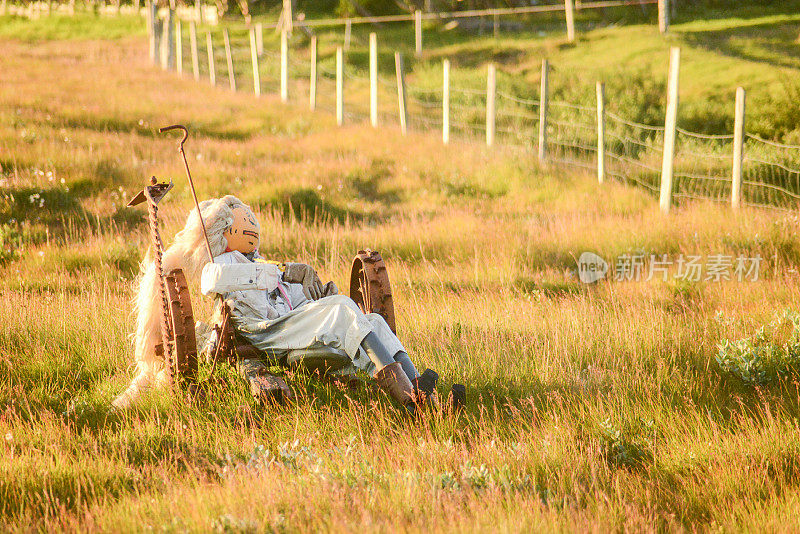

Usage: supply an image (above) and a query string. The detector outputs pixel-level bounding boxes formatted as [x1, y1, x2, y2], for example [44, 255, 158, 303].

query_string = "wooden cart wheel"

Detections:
[349, 250, 396, 334]
[165, 269, 198, 387]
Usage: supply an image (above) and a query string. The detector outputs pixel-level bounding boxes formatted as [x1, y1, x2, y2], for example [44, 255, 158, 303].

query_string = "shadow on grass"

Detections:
[674, 1, 800, 25]
[681, 19, 800, 71]
[251, 186, 363, 224]
[0, 185, 145, 238]
[55, 112, 261, 142]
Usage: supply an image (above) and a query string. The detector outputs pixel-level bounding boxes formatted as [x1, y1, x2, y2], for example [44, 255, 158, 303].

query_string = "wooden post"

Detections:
[195, 0, 202, 24]
[660, 47, 680, 214]
[207, 32, 216, 85]
[256, 22, 263, 55]
[370, 32, 378, 127]
[344, 20, 351, 51]
[167, 10, 175, 70]
[493, 13, 499, 38]
[395, 52, 407, 136]
[486, 63, 496, 147]
[443, 59, 450, 145]
[565, 0, 575, 42]
[415, 10, 422, 56]
[282, 0, 293, 34]
[224, 28, 236, 92]
[175, 19, 182, 75]
[538, 59, 549, 162]
[309, 36, 317, 111]
[336, 46, 344, 126]
[190, 21, 199, 81]
[596, 81, 605, 184]
[148, 1, 157, 63]
[160, 11, 174, 70]
[250, 28, 261, 97]
[732, 87, 746, 209]
[280, 30, 288, 102]
[658, 0, 669, 34]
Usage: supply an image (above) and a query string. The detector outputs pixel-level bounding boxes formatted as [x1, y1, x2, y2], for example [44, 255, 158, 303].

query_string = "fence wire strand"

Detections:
[165, 32, 800, 212]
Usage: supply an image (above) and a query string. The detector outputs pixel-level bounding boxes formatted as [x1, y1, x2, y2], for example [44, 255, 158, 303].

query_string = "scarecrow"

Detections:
[113, 125, 451, 412]
[113, 195, 437, 410]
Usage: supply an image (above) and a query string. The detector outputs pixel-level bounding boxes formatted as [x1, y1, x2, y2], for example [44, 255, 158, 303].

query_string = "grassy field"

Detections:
[2, 9, 800, 533]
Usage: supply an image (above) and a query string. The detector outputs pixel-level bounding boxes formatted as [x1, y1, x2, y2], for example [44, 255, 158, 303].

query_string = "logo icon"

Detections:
[577, 252, 608, 284]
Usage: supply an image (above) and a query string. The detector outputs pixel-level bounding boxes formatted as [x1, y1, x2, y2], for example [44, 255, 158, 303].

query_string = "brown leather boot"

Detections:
[375, 362, 416, 408]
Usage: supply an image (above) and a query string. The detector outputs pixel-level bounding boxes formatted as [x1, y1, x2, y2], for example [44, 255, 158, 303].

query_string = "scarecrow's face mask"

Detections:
[223, 206, 260, 255]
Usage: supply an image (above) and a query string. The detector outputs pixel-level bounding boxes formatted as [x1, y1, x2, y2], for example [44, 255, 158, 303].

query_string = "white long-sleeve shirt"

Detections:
[200, 251, 308, 321]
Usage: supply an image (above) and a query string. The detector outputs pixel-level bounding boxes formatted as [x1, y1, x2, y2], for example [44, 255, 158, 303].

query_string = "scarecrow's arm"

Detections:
[201, 262, 282, 296]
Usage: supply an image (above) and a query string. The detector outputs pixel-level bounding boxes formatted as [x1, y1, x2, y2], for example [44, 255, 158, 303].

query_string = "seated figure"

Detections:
[114, 195, 434, 410]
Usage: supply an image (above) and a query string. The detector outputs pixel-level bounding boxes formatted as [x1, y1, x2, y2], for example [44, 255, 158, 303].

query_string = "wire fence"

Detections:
[162, 26, 800, 213]
[741, 135, 800, 209]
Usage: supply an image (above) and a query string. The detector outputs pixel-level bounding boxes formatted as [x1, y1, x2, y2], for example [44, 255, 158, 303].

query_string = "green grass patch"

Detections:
[0, 13, 146, 41]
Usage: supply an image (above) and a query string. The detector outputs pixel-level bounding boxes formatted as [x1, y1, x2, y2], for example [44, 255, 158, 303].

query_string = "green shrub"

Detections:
[0, 224, 20, 266]
[716, 309, 800, 385]
[598, 418, 654, 470]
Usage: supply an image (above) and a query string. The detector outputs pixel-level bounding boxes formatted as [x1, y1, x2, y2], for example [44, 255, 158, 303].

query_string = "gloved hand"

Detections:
[283, 263, 339, 301]
[321, 280, 339, 298]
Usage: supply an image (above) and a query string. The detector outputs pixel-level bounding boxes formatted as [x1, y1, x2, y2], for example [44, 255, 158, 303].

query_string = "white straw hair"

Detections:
[112, 196, 258, 408]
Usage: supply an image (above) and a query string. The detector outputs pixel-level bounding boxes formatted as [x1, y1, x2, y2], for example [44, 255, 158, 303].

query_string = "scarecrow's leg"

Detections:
[361, 332, 415, 410]
[363, 316, 438, 405]
[394, 352, 420, 381]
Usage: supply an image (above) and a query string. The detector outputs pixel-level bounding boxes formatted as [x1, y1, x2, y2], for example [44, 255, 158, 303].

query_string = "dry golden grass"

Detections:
[2, 21, 800, 533]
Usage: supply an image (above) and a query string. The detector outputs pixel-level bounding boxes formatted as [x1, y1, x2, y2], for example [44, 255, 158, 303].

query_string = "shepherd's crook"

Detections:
[159, 124, 214, 263]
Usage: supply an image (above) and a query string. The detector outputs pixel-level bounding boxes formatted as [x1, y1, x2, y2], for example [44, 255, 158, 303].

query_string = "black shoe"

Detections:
[411, 369, 439, 405]
[447, 384, 466, 413]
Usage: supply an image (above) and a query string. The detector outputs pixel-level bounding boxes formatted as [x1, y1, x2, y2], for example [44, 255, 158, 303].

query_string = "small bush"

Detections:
[0, 224, 21, 266]
[0, 223, 48, 266]
[598, 418, 654, 470]
[716, 309, 800, 385]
